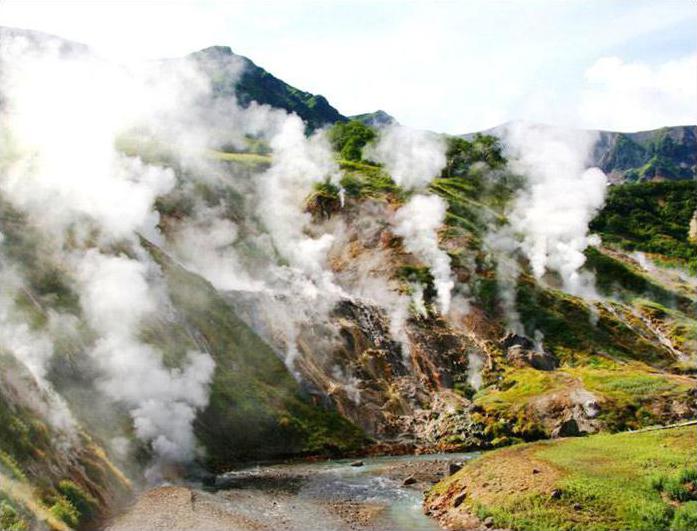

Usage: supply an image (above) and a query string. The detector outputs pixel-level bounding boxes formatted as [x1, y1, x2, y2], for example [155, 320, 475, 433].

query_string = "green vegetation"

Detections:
[145, 240, 367, 467]
[328, 120, 376, 162]
[434, 135, 521, 239]
[590, 180, 697, 272]
[192, 46, 345, 130]
[427, 425, 697, 531]
[515, 278, 669, 365]
[601, 127, 696, 181]
[0, 500, 28, 531]
[442, 134, 506, 178]
[48, 496, 80, 528]
[305, 181, 341, 219]
[604, 134, 648, 172]
[57, 480, 98, 524]
[585, 247, 691, 310]
[338, 160, 402, 201]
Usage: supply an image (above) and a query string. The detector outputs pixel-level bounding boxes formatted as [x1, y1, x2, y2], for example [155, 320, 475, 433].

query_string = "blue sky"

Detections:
[1, 0, 695, 133]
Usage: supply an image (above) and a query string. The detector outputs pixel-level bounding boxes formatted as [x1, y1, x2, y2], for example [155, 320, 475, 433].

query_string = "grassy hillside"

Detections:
[190, 46, 346, 130]
[590, 180, 697, 272]
[426, 424, 697, 531]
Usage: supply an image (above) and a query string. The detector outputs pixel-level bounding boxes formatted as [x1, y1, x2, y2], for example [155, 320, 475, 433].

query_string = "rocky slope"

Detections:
[0, 26, 695, 530]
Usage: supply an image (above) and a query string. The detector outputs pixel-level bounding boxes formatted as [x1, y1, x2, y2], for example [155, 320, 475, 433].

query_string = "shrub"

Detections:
[0, 500, 28, 531]
[57, 480, 98, 522]
[49, 497, 80, 528]
[328, 120, 376, 162]
[671, 501, 697, 531]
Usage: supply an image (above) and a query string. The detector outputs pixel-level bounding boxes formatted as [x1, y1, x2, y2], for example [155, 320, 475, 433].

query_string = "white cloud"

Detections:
[580, 54, 697, 131]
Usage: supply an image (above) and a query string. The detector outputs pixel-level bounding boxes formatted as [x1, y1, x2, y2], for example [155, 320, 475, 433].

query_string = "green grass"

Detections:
[536, 428, 696, 530]
[470, 358, 693, 440]
[428, 425, 697, 531]
[566, 364, 689, 405]
[474, 369, 563, 414]
[0, 499, 28, 531]
[338, 159, 403, 201]
[206, 149, 271, 166]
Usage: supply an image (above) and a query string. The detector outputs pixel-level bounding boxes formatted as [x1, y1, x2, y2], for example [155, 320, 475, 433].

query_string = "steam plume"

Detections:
[503, 122, 607, 297]
[394, 194, 454, 314]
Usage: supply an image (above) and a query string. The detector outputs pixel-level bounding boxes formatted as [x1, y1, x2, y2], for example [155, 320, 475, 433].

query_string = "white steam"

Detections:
[367, 125, 446, 190]
[503, 122, 607, 297]
[258, 115, 340, 278]
[75, 250, 215, 466]
[394, 194, 454, 314]
[0, 35, 218, 469]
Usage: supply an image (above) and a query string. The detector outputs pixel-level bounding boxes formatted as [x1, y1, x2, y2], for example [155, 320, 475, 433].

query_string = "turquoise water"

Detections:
[219, 452, 478, 530]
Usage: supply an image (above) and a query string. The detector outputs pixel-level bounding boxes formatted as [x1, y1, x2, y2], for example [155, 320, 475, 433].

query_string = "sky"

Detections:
[1, 0, 695, 133]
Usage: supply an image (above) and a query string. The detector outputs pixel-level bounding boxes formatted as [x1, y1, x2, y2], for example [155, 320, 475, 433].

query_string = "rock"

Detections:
[507, 345, 559, 371]
[570, 389, 601, 419]
[452, 492, 467, 507]
[500, 333, 535, 351]
[350, 460, 364, 467]
[573, 503, 582, 511]
[552, 418, 581, 438]
[448, 462, 464, 475]
[532, 468, 540, 474]
[403, 475, 416, 485]
[550, 489, 562, 500]
[501, 333, 558, 371]
[483, 516, 495, 528]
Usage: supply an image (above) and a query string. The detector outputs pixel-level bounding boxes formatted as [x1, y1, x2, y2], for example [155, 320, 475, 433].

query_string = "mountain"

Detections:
[593, 125, 696, 182]
[0, 26, 88, 55]
[189, 46, 347, 129]
[463, 122, 697, 183]
[0, 26, 695, 531]
[349, 109, 398, 128]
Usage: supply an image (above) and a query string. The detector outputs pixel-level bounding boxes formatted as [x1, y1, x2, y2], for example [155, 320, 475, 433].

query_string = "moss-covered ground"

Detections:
[427, 424, 697, 531]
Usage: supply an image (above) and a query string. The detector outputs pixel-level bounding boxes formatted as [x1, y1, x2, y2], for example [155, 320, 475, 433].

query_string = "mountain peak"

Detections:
[349, 109, 398, 128]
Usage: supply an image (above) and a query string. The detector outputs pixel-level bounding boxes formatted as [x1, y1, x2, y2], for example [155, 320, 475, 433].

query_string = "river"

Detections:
[107, 452, 479, 530]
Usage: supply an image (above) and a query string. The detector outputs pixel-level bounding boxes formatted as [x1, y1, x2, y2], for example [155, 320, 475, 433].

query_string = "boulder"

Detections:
[552, 418, 581, 438]
[452, 492, 467, 507]
[508, 345, 559, 371]
[448, 461, 464, 475]
[500, 333, 558, 371]
[500, 333, 535, 351]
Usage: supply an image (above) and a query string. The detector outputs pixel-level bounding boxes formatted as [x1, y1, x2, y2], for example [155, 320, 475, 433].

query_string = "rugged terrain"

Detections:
[0, 27, 695, 530]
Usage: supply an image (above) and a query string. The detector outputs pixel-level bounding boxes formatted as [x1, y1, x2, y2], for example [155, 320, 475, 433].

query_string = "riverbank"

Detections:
[425, 424, 697, 531]
[107, 452, 476, 530]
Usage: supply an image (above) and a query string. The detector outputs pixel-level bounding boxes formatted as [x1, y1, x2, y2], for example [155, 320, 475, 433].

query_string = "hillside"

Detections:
[189, 46, 346, 130]
[464, 122, 697, 183]
[593, 126, 697, 182]
[426, 424, 697, 531]
[0, 26, 695, 531]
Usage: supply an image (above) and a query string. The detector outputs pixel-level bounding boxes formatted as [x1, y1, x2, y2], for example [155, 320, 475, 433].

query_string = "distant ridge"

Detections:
[462, 121, 697, 182]
[189, 45, 347, 130]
